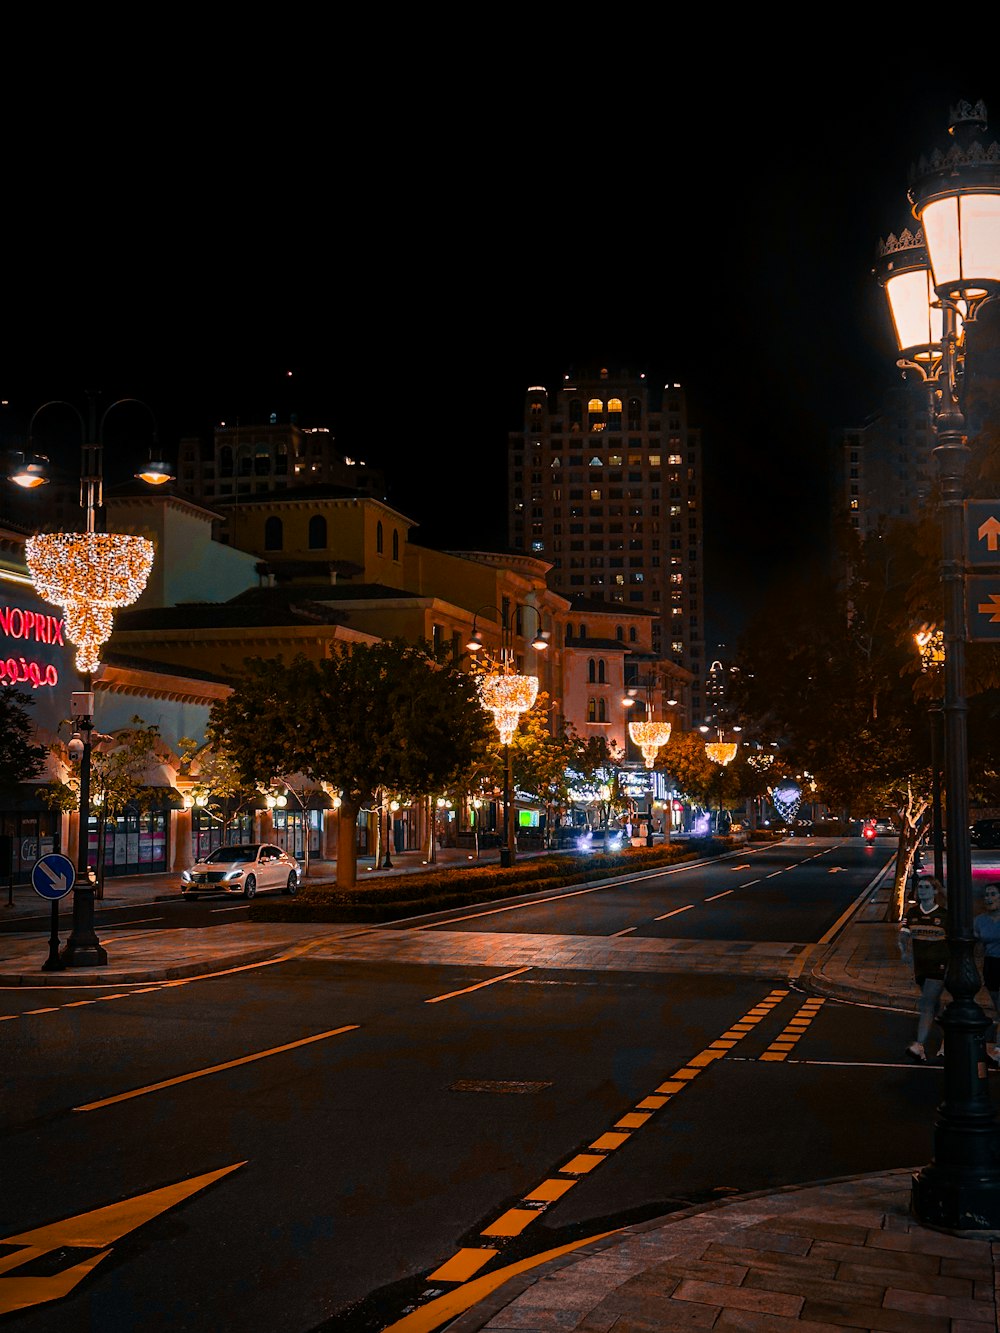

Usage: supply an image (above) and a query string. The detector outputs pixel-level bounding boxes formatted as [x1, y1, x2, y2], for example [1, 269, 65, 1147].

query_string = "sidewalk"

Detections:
[4, 840, 1000, 1329]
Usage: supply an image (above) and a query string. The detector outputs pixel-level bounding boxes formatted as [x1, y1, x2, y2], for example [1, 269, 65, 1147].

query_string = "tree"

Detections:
[506, 694, 580, 847]
[209, 642, 492, 889]
[178, 735, 266, 843]
[0, 686, 46, 794]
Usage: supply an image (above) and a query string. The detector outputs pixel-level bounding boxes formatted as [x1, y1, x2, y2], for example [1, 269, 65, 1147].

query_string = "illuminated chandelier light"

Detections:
[705, 741, 738, 766]
[478, 669, 538, 745]
[770, 782, 802, 823]
[25, 532, 154, 674]
[628, 718, 672, 769]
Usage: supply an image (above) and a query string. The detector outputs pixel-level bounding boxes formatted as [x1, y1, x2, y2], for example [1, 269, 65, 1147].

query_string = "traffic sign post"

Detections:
[964, 501, 1000, 567]
[32, 853, 75, 973]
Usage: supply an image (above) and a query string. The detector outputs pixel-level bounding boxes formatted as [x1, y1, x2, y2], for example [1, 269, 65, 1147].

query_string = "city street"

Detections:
[0, 840, 963, 1330]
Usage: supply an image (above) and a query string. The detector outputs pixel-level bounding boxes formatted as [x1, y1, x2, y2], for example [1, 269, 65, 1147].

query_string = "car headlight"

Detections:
[222, 869, 244, 881]
[181, 870, 192, 883]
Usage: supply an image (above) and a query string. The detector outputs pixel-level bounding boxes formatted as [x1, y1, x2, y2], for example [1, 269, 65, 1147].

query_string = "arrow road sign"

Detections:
[965, 502, 1000, 566]
[966, 577, 1000, 640]
[31, 853, 76, 901]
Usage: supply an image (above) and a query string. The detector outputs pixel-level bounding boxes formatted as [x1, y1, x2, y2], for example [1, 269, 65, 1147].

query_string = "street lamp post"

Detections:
[878, 100, 1000, 1231]
[622, 677, 673, 842]
[703, 725, 740, 834]
[16, 393, 160, 969]
[467, 601, 548, 867]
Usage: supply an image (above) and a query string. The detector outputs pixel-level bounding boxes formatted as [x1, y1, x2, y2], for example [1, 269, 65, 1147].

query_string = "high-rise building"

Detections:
[507, 367, 706, 722]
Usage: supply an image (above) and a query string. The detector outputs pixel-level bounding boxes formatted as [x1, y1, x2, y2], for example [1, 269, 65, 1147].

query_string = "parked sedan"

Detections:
[971, 819, 1000, 849]
[181, 843, 299, 900]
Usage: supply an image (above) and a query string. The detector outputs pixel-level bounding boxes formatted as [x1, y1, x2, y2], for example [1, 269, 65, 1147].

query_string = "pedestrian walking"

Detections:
[899, 876, 948, 1062]
[974, 881, 1000, 1067]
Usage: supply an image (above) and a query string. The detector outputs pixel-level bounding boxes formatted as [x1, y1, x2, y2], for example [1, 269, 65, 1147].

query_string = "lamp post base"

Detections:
[912, 1166, 1000, 1236]
[59, 886, 108, 968]
[500, 848, 513, 868]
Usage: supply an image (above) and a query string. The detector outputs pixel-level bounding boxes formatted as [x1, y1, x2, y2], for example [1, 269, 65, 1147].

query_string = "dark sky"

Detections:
[2, 45, 997, 651]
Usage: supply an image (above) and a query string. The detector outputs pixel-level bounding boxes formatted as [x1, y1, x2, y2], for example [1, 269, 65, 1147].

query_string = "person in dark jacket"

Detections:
[899, 876, 948, 1062]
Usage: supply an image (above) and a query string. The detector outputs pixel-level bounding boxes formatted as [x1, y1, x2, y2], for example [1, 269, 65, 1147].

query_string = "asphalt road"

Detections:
[1, 838, 943, 1332]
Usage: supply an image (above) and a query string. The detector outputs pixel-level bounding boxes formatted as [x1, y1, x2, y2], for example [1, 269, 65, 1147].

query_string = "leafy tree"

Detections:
[0, 686, 46, 793]
[506, 694, 579, 846]
[209, 641, 492, 888]
[178, 736, 262, 844]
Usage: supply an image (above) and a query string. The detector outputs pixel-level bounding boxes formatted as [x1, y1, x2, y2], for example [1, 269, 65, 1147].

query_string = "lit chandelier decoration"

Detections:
[747, 751, 775, 772]
[478, 668, 538, 745]
[705, 740, 738, 766]
[26, 532, 154, 674]
[629, 717, 673, 770]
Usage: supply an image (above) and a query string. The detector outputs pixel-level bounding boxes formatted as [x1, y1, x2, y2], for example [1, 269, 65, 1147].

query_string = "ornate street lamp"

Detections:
[703, 725, 740, 834]
[467, 601, 548, 867]
[15, 394, 158, 968]
[623, 682, 673, 770]
[877, 100, 1000, 1231]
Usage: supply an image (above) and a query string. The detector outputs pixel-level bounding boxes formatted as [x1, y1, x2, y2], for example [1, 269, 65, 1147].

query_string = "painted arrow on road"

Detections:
[0, 1162, 245, 1315]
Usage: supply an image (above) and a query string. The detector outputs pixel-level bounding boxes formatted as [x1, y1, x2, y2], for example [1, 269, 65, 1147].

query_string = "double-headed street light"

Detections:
[877, 100, 1000, 1231]
[467, 601, 548, 867]
[16, 394, 161, 968]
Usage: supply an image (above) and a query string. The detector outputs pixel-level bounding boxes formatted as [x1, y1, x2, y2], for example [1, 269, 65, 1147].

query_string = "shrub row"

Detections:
[248, 842, 700, 924]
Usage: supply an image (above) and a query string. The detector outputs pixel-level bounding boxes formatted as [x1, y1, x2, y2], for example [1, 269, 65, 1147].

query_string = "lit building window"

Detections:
[588, 399, 604, 413]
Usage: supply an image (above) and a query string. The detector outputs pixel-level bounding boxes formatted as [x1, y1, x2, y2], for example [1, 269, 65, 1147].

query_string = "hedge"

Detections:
[248, 841, 702, 924]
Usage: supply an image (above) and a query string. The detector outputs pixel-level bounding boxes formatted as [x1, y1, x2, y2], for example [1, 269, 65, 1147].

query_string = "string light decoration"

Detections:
[478, 670, 538, 744]
[914, 623, 945, 672]
[747, 751, 775, 772]
[705, 740, 738, 766]
[628, 717, 672, 769]
[25, 532, 154, 674]
[770, 781, 802, 823]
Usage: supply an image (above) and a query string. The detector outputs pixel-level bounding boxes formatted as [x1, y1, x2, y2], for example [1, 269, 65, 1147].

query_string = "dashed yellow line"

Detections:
[761, 998, 826, 1061]
[421, 987, 790, 1299]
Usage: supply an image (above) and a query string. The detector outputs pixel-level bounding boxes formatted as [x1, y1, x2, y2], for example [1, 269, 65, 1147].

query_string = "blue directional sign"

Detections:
[967, 577, 1000, 641]
[965, 502, 1000, 566]
[31, 853, 76, 901]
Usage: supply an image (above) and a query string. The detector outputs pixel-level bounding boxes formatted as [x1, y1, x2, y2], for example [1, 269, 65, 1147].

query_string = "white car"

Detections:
[181, 843, 299, 900]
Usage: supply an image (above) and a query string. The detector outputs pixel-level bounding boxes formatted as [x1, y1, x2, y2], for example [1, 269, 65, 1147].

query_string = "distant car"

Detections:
[971, 819, 1000, 849]
[181, 843, 299, 900]
[577, 827, 623, 852]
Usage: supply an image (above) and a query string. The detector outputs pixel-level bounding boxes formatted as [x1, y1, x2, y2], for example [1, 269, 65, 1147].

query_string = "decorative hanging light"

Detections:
[705, 741, 738, 766]
[25, 532, 154, 674]
[628, 718, 672, 769]
[478, 670, 538, 745]
[771, 781, 802, 823]
[747, 751, 775, 772]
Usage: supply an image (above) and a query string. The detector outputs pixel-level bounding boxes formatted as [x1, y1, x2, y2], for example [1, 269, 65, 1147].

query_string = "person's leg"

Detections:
[917, 978, 945, 1049]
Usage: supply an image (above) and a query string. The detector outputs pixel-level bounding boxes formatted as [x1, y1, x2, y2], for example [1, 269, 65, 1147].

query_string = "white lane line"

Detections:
[654, 904, 694, 921]
[704, 890, 734, 902]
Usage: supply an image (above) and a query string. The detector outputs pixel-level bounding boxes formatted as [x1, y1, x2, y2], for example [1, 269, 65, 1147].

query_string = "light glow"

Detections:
[705, 741, 738, 766]
[628, 719, 672, 769]
[25, 532, 154, 674]
[478, 670, 538, 745]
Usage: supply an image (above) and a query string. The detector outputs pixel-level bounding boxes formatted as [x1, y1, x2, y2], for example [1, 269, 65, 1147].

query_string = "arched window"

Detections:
[392, 529, 399, 560]
[308, 515, 327, 550]
[587, 698, 596, 723]
[569, 400, 583, 426]
[254, 444, 270, 476]
[607, 398, 623, 413]
[616, 625, 624, 640]
[629, 627, 637, 642]
[376, 520, 384, 554]
[597, 698, 607, 722]
[219, 445, 234, 478]
[588, 658, 596, 683]
[587, 398, 604, 414]
[579, 624, 587, 640]
[565, 624, 573, 644]
[264, 516, 283, 551]
[598, 659, 606, 683]
[274, 442, 288, 476]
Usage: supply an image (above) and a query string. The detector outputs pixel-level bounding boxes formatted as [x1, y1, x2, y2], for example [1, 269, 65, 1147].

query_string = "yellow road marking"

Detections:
[0, 1162, 244, 1315]
[481, 1208, 540, 1238]
[23, 1008, 58, 1015]
[654, 903, 694, 920]
[382, 1230, 621, 1332]
[561, 1153, 604, 1174]
[524, 1178, 576, 1203]
[761, 998, 826, 1061]
[705, 890, 734, 900]
[427, 1248, 499, 1282]
[73, 1026, 359, 1111]
[589, 1132, 629, 1151]
[425, 967, 531, 1003]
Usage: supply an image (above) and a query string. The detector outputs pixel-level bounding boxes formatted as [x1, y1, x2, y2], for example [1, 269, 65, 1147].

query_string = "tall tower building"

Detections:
[507, 367, 706, 722]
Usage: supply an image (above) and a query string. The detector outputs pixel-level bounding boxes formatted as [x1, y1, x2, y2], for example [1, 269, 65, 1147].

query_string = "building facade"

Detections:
[506, 367, 706, 723]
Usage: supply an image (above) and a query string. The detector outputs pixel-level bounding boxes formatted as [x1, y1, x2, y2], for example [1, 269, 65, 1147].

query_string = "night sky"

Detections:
[3, 46, 997, 652]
